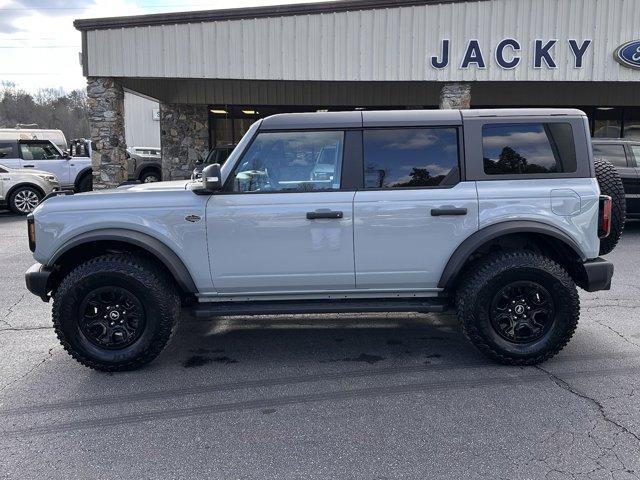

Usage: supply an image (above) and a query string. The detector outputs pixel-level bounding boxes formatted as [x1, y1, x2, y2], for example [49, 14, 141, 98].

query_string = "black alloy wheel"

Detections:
[489, 281, 555, 344]
[79, 286, 146, 349]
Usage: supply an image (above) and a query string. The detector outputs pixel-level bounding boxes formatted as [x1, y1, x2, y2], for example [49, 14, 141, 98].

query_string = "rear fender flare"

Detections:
[438, 220, 586, 289]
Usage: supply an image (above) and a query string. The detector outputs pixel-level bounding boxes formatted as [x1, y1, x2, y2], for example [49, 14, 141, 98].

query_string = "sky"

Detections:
[0, 0, 325, 93]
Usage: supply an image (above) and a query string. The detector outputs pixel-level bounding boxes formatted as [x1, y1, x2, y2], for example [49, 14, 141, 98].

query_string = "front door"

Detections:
[19, 141, 70, 185]
[206, 129, 355, 294]
[353, 127, 479, 290]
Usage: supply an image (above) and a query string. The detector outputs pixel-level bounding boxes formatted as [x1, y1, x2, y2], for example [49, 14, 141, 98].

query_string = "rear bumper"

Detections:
[580, 258, 614, 292]
[25, 263, 52, 302]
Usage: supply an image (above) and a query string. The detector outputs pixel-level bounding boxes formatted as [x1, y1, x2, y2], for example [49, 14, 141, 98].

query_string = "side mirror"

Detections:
[201, 163, 222, 191]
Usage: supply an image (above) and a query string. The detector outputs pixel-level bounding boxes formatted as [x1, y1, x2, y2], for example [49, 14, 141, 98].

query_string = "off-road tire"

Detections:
[8, 186, 42, 215]
[595, 158, 625, 255]
[456, 251, 579, 365]
[52, 254, 180, 371]
[77, 173, 93, 192]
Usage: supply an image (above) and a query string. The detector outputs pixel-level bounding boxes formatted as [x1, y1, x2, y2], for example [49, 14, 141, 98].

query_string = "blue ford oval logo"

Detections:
[614, 40, 640, 69]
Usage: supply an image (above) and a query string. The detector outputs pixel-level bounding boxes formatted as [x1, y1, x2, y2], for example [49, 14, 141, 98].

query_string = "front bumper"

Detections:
[25, 263, 52, 302]
[580, 258, 614, 292]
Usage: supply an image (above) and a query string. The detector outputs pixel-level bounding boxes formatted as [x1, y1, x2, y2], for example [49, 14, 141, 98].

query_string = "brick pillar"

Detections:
[160, 104, 210, 181]
[439, 83, 472, 109]
[86, 77, 127, 189]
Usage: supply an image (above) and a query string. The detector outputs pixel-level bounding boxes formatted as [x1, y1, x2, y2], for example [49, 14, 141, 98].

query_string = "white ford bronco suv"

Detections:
[24, 109, 623, 371]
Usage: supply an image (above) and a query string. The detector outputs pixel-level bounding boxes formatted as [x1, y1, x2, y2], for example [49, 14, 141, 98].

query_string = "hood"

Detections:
[33, 179, 201, 215]
[82, 179, 195, 196]
[10, 168, 57, 177]
[116, 180, 194, 192]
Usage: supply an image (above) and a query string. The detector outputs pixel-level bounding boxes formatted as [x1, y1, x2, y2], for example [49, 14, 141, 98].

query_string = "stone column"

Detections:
[439, 83, 472, 109]
[86, 77, 127, 189]
[160, 104, 210, 181]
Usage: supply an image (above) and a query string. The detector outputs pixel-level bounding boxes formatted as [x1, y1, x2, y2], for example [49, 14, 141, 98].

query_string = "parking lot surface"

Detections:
[1, 210, 640, 479]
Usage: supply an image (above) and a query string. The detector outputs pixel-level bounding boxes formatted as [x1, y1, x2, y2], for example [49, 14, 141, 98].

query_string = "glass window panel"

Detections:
[230, 130, 344, 193]
[482, 123, 576, 175]
[623, 108, 640, 140]
[592, 143, 628, 167]
[593, 107, 622, 138]
[363, 128, 459, 189]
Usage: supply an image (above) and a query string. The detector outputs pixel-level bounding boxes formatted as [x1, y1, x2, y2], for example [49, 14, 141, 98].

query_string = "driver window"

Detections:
[21, 143, 61, 161]
[230, 130, 344, 193]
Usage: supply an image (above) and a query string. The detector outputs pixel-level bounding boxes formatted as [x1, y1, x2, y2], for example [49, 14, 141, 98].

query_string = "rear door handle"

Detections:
[431, 207, 467, 216]
[306, 210, 343, 220]
[23, 165, 34, 168]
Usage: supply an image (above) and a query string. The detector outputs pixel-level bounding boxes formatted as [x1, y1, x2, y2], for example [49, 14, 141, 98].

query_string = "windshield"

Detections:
[220, 119, 262, 184]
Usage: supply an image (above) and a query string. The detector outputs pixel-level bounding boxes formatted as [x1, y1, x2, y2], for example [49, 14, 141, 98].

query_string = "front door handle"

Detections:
[23, 164, 34, 168]
[431, 207, 467, 216]
[306, 210, 343, 220]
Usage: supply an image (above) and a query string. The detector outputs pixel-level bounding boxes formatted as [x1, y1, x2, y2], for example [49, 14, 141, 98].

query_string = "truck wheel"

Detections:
[456, 251, 579, 365]
[8, 186, 42, 214]
[595, 158, 625, 255]
[77, 173, 93, 192]
[140, 170, 161, 183]
[52, 254, 180, 371]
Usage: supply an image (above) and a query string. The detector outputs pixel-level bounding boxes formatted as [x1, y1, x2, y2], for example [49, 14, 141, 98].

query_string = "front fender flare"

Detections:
[438, 220, 586, 289]
[49, 228, 198, 293]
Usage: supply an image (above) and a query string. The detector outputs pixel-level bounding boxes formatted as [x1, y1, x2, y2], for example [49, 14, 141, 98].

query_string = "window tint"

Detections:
[483, 123, 576, 175]
[230, 130, 344, 192]
[0, 143, 13, 158]
[592, 144, 627, 167]
[629, 146, 640, 165]
[363, 128, 458, 189]
[20, 142, 61, 161]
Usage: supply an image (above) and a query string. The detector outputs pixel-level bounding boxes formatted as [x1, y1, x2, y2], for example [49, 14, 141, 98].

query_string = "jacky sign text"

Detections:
[429, 39, 593, 70]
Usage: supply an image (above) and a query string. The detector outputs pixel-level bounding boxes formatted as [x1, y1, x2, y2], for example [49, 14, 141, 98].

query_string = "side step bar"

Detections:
[188, 298, 451, 318]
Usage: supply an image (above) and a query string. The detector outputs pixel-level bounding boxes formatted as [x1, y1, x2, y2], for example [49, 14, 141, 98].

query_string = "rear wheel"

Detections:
[456, 252, 579, 365]
[140, 170, 161, 183]
[595, 158, 625, 255]
[8, 186, 42, 214]
[77, 173, 93, 192]
[53, 254, 180, 371]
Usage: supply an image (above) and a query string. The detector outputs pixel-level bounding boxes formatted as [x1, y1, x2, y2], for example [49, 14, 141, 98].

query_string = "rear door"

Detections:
[353, 120, 479, 290]
[592, 143, 638, 215]
[0, 142, 20, 170]
[19, 141, 70, 184]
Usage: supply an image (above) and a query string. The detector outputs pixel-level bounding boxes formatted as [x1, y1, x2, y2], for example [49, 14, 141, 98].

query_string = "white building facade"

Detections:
[74, 0, 640, 186]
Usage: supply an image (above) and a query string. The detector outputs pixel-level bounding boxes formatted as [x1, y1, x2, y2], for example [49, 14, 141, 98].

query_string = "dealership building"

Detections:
[74, 0, 640, 188]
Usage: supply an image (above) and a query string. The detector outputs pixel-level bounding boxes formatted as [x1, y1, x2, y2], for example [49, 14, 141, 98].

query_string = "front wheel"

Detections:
[456, 252, 579, 365]
[53, 254, 180, 371]
[8, 186, 42, 214]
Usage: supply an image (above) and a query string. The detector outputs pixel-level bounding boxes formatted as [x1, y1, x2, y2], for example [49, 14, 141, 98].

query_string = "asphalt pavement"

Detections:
[1, 210, 640, 479]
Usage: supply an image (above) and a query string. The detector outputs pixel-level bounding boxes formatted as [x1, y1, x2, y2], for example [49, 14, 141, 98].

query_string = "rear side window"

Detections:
[363, 128, 459, 189]
[0, 143, 14, 158]
[482, 123, 577, 175]
[592, 144, 627, 167]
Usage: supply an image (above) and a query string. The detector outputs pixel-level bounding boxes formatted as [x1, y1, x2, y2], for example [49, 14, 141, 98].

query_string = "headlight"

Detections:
[37, 174, 57, 183]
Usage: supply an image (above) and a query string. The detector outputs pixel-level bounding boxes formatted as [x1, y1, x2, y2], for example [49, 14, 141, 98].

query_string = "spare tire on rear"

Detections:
[594, 158, 626, 255]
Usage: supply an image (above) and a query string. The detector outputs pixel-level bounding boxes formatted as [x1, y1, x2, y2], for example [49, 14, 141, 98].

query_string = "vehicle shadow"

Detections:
[166, 311, 468, 369]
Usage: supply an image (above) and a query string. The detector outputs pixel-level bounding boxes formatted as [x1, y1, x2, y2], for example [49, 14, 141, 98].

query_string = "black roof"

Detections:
[74, 0, 484, 31]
